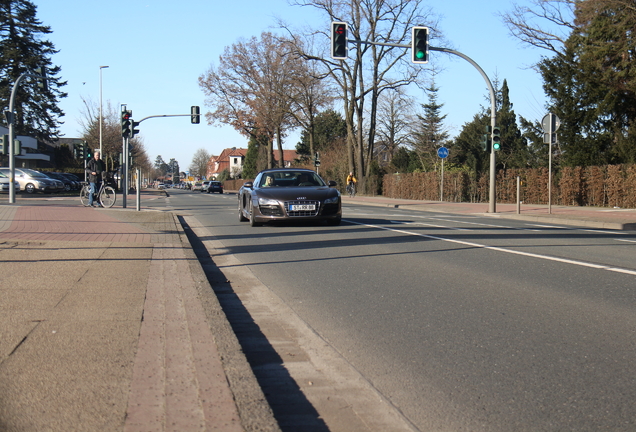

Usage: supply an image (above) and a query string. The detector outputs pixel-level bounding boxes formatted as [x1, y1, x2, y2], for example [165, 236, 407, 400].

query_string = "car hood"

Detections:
[255, 186, 338, 201]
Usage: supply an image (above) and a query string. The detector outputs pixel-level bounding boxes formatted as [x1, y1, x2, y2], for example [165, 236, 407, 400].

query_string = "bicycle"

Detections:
[346, 182, 356, 198]
[80, 172, 117, 208]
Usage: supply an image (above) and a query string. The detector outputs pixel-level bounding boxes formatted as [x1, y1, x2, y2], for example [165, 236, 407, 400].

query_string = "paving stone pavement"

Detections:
[0, 203, 278, 432]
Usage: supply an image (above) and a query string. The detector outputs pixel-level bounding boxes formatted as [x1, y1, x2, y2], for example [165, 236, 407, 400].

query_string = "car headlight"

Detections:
[258, 197, 279, 206]
[324, 196, 339, 204]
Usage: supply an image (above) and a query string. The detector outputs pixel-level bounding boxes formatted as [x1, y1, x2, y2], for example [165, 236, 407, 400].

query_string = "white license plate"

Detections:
[290, 204, 315, 211]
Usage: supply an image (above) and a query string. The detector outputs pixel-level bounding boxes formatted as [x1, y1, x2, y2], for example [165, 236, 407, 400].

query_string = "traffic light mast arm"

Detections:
[429, 46, 498, 213]
[137, 114, 198, 123]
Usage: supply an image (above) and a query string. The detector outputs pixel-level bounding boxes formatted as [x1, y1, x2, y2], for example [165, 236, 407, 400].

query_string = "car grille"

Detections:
[284, 200, 320, 217]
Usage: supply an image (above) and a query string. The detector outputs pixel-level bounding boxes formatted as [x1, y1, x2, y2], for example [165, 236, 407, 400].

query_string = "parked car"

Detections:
[0, 170, 20, 193]
[207, 181, 224, 194]
[46, 172, 75, 191]
[200, 181, 210, 192]
[62, 172, 84, 188]
[0, 167, 63, 194]
[192, 182, 202, 191]
[238, 168, 341, 227]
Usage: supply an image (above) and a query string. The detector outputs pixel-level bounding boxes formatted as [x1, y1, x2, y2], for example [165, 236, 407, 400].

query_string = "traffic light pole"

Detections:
[5, 72, 40, 203]
[430, 47, 497, 213]
[346, 39, 499, 212]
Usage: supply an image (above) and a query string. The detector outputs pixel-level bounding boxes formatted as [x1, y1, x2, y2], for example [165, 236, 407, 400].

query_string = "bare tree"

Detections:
[78, 97, 146, 172]
[285, 0, 439, 190]
[199, 32, 303, 169]
[189, 148, 210, 178]
[500, 0, 576, 55]
[375, 87, 414, 163]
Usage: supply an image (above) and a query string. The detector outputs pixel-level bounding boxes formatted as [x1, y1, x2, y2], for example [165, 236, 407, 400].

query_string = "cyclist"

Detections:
[86, 149, 105, 207]
[346, 172, 357, 196]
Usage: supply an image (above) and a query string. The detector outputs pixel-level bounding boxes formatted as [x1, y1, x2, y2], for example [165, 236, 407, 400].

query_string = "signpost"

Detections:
[438, 147, 449, 201]
[542, 113, 560, 214]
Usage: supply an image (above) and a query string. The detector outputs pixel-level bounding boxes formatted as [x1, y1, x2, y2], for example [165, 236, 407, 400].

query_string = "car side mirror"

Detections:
[243, 181, 253, 189]
[328, 180, 337, 187]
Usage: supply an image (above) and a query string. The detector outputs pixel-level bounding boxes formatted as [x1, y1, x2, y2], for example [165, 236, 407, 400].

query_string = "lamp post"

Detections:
[99, 65, 109, 156]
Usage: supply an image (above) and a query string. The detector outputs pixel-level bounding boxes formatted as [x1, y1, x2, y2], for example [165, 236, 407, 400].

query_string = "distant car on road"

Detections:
[157, 183, 165, 189]
[238, 168, 341, 227]
[206, 181, 223, 194]
[192, 182, 202, 191]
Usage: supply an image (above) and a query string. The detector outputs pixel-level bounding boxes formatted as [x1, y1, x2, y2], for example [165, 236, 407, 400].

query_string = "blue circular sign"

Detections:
[437, 147, 449, 159]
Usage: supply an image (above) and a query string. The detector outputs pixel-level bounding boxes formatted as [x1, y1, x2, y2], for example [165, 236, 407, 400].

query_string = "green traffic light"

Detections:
[493, 142, 501, 151]
[416, 51, 425, 59]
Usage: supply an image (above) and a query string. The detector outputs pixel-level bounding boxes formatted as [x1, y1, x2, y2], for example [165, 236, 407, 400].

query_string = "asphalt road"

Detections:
[161, 190, 636, 431]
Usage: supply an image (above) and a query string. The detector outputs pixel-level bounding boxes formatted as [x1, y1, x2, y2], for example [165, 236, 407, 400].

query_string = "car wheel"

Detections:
[25, 183, 35, 194]
[64, 184, 71, 192]
[249, 203, 262, 227]
[238, 199, 248, 222]
[219, 191, 223, 194]
[327, 217, 342, 226]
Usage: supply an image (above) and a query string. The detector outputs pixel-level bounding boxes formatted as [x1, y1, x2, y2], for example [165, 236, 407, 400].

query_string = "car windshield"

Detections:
[259, 171, 325, 188]
[0, 171, 7, 178]
[21, 169, 47, 178]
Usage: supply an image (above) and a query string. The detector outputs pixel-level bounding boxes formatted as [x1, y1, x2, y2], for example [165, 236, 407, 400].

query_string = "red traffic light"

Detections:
[122, 112, 130, 120]
[335, 24, 345, 35]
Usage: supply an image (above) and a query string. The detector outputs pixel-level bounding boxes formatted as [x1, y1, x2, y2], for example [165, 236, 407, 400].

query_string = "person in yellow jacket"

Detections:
[345, 172, 357, 196]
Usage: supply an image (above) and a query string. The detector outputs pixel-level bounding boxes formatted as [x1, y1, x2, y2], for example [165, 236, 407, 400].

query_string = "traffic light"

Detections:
[331, 22, 348, 60]
[13, 139, 21, 156]
[86, 147, 93, 159]
[0, 135, 7, 156]
[191, 106, 200, 124]
[121, 110, 132, 138]
[481, 134, 491, 153]
[492, 126, 502, 151]
[411, 26, 429, 64]
[130, 120, 140, 138]
[34, 66, 48, 91]
[314, 152, 320, 167]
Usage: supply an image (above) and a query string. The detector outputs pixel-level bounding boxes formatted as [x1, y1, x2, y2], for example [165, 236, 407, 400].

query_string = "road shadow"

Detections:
[180, 217, 329, 432]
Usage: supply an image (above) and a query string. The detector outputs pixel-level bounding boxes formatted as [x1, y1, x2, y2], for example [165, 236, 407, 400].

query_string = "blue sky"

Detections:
[36, 0, 553, 171]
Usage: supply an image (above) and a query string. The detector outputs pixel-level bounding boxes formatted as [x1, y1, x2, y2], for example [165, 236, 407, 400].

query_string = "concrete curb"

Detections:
[175, 214, 281, 432]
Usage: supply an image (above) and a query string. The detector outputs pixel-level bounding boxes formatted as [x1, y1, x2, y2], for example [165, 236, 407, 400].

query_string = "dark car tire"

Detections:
[25, 183, 35, 194]
[327, 217, 342, 226]
[219, 191, 223, 194]
[249, 204, 262, 227]
[238, 199, 248, 222]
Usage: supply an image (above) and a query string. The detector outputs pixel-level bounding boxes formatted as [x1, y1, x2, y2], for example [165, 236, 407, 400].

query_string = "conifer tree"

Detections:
[0, 0, 66, 142]
[411, 81, 449, 171]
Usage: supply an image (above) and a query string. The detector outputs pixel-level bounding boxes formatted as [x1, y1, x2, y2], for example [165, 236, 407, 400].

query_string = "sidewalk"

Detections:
[0, 199, 279, 432]
[342, 195, 636, 231]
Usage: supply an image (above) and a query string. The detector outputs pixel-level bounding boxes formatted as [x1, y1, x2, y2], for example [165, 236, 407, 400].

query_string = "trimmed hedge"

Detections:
[383, 164, 636, 208]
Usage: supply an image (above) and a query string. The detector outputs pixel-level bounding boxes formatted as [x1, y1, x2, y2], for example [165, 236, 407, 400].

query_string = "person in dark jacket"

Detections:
[85, 150, 105, 207]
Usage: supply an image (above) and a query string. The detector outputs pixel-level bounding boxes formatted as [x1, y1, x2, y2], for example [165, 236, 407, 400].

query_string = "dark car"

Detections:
[207, 181, 224, 194]
[238, 168, 341, 227]
[46, 172, 75, 191]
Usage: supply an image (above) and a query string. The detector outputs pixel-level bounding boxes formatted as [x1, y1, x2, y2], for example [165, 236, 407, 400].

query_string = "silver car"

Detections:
[0, 168, 63, 194]
[0, 170, 20, 193]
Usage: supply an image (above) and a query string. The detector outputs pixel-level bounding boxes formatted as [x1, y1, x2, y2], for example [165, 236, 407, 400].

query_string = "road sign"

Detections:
[437, 147, 449, 159]
[542, 113, 560, 133]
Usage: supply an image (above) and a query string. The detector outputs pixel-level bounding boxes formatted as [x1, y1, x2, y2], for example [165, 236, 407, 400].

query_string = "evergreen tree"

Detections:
[243, 133, 269, 179]
[452, 113, 490, 181]
[410, 81, 449, 171]
[0, 0, 67, 142]
[496, 80, 528, 169]
[296, 109, 347, 158]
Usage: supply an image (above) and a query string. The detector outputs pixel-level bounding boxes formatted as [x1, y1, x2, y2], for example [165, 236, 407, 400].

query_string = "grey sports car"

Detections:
[238, 168, 342, 226]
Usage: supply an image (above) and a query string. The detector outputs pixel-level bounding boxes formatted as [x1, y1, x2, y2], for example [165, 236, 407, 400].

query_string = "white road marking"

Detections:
[344, 219, 636, 276]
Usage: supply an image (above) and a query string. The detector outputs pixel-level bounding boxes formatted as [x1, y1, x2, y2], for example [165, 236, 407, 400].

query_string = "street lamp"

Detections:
[99, 65, 109, 156]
